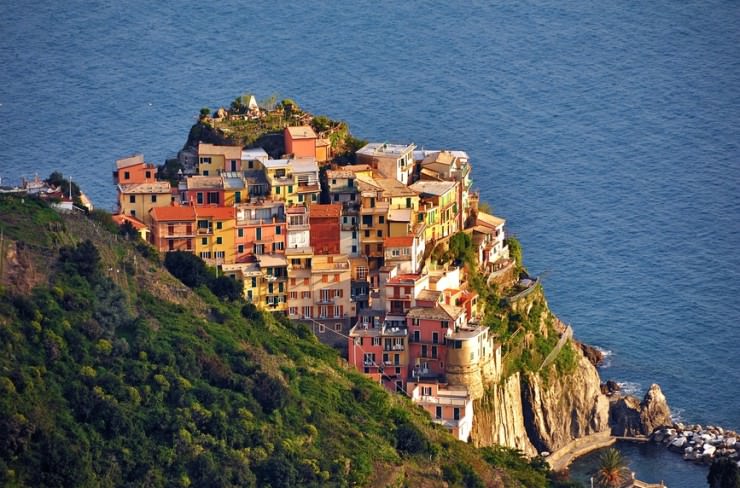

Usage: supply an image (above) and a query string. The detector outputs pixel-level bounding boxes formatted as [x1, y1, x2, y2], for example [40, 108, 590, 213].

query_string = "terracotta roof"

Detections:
[150, 206, 196, 222]
[421, 150, 455, 167]
[194, 206, 235, 220]
[286, 126, 317, 140]
[111, 213, 147, 230]
[309, 203, 342, 218]
[198, 142, 242, 160]
[384, 235, 414, 247]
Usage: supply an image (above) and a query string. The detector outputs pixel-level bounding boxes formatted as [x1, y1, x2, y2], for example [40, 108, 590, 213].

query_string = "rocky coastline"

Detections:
[603, 381, 740, 469]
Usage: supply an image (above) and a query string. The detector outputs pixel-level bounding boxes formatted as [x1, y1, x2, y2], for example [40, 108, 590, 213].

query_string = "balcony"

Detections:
[384, 344, 406, 352]
[417, 394, 468, 407]
[360, 202, 390, 215]
[341, 223, 357, 231]
[197, 227, 213, 235]
[316, 296, 335, 305]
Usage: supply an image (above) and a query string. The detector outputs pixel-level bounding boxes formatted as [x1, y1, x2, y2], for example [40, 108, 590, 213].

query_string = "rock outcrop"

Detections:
[577, 341, 604, 368]
[522, 353, 611, 453]
[609, 383, 672, 436]
[472, 373, 537, 456]
[640, 384, 672, 434]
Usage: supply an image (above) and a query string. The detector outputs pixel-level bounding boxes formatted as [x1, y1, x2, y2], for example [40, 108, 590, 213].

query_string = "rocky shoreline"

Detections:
[652, 423, 740, 467]
[603, 380, 740, 469]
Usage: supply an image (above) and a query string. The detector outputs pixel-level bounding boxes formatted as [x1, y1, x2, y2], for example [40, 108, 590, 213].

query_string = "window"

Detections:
[248, 161, 254, 169]
[322, 275, 328, 283]
[412, 318, 420, 326]
[432, 332, 438, 344]
[372, 337, 381, 346]
[431, 346, 438, 359]
[276, 225, 281, 235]
[274, 242, 284, 251]
[303, 278, 309, 286]
[216, 222, 222, 230]
[237, 244, 244, 253]
[383, 353, 389, 363]
[251, 277, 257, 288]
[318, 324, 325, 333]
[441, 320, 449, 328]
[197, 193, 203, 204]
[379, 216, 385, 224]
[199, 251, 211, 259]
[168, 240, 174, 251]
[422, 386, 432, 396]
[436, 406, 442, 419]
[413, 330, 420, 342]
[362, 215, 372, 226]
[334, 323, 341, 332]
[254, 244, 264, 254]
[406, 198, 411, 208]
[453, 408, 460, 421]
[290, 278, 296, 286]
[124, 171, 130, 180]
[216, 237, 222, 245]
[302, 291, 311, 299]
[376, 230, 382, 237]
[234, 191, 241, 203]
[334, 274, 340, 283]
[333, 194, 339, 202]
[298, 194, 303, 203]
[151, 195, 157, 203]
[289, 306, 298, 316]
[167, 224, 174, 235]
[352, 230, 357, 239]
[351, 245, 357, 253]
[303, 306, 312, 318]
[288, 185, 293, 193]
[364, 230, 370, 238]
[186, 239, 192, 250]
[129, 195, 135, 203]
[199, 157, 212, 164]
[203, 170, 209, 176]
[201, 237, 207, 245]
[215, 251, 225, 259]
[256, 228, 262, 240]
[207, 192, 219, 204]
[276, 186, 281, 195]
[186, 224, 192, 234]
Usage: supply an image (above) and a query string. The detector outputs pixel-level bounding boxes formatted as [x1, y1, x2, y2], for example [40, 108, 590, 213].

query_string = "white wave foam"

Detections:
[595, 346, 613, 368]
[670, 407, 686, 425]
[617, 381, 643, 396]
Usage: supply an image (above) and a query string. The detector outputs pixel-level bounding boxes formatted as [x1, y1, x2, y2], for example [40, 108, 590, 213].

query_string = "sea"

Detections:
[1, 1, 738, 486]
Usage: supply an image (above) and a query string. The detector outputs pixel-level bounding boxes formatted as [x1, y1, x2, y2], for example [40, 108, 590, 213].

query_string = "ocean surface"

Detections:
[2, 1, 738, 485]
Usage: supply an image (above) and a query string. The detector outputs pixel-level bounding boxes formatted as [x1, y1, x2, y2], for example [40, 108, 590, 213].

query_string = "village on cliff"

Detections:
[106, 98, 524, 443]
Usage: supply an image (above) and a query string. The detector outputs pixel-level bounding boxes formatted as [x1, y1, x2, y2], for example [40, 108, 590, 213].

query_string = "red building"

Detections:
[309, 203, 342, 255]
[113, 154, 158, 185]
[149, 206, 197, 252]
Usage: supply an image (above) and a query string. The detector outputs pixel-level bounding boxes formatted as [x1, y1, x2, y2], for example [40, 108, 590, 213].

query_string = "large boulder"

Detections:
[640, 384, 672, 434]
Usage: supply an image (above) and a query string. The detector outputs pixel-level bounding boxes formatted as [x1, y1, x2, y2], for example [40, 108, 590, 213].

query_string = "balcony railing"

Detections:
[418, 395, 468, 406]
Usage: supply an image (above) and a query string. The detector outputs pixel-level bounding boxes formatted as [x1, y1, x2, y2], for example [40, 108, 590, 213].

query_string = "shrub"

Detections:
[209, 276, 242, 301]
[59, 240, 100, 279]
[394, 420, 428, 456]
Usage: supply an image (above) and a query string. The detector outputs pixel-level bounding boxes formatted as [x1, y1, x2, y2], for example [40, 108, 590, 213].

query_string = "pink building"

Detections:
[235, 201, 286, 262]
[409, 380, 473, 442]
[348, 311, 409, 393]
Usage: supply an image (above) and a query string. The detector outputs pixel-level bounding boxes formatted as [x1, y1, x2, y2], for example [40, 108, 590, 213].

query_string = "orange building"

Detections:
[235, 200, 286, 262]
[309, 203, 342, 255]
[113, 154, 158, 185]
[284, 126, 317, 158]
[149, 206, 197, 252]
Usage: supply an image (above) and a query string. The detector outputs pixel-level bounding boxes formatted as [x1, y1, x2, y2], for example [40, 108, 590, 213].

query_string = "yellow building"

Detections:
[256, 254, 288, 312]
[117, 181, 173, 225]
[409, 180, 459, 243]
[197, 143, 243, 176]
[193, 206, 236, 266]
[221, 262, 263, 304]
[221, 172, 247, 206]
[262, 159, 298, 205]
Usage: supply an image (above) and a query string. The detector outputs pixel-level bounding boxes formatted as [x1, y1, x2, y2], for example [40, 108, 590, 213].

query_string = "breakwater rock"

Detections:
[653, 424, 740, 466]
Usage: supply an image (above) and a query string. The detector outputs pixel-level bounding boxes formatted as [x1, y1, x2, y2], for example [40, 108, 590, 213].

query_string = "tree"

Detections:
[708, 458, 740, 488]
[209, 276, 242, 301]
[59, 240, 100, 279]
[163, 251, 212, 288]
[199, 107, 211, 119]
[594, 448, 630, 488]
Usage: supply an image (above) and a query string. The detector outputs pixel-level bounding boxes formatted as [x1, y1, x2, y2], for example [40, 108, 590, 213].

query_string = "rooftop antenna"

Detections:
[69, 175, 72, 200]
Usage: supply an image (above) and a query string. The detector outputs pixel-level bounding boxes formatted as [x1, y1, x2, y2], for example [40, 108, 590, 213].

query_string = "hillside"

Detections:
[0, 195, 574, 487]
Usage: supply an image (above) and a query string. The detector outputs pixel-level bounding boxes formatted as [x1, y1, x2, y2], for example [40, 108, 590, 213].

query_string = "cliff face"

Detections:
[471, 373, 537, 456]
[610, 383, 672, 436]
[522, 354, 610, 453]
[471, 347, 610, 455]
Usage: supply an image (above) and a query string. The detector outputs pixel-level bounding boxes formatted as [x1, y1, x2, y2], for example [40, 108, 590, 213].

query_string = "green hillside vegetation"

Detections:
[0, 194, 572, 487]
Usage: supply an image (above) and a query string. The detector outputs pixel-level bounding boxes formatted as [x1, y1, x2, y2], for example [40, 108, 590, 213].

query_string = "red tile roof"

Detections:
[309, 203, 342, 218]
[194, 206, 236, 220]
[112, 213, 148, 230]
[150, 206, 196, 222]
[384, 235, 414, 247]
[387, 273, 422, 284]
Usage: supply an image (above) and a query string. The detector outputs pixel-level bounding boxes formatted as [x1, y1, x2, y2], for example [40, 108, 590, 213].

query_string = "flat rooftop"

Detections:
[357, 142, 416, 157]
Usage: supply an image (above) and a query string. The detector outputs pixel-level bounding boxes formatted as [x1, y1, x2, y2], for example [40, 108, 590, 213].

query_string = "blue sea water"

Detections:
[2, 1, 738, 485]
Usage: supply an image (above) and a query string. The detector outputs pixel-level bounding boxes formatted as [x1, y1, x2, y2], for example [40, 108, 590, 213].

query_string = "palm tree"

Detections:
[594, 448, 631, 488]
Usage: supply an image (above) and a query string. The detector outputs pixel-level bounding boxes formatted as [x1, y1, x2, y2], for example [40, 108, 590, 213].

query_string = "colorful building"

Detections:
[193, 206, 236, 265]
[197, 143, 243, 175]
[356, 142, 416, 185]
[117, 181, 173, 225]
[235, 200, 286, 262]
[149, 206, 196, 252]
[309, 203, 342, 255]
[284, 126, 318, 158]
[113, 154, 158, 185]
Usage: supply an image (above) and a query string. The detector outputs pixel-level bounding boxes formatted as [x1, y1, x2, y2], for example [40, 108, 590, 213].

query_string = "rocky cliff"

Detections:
[470, 286, 611, 455]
